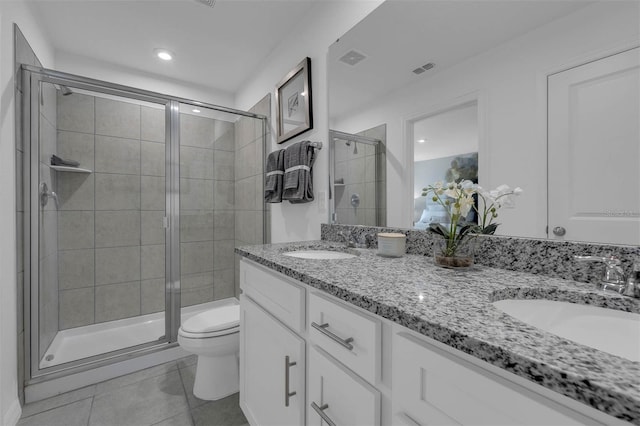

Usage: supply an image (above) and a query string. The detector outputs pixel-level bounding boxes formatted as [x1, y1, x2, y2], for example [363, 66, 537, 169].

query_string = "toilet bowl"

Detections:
[178, 304, 240, 401]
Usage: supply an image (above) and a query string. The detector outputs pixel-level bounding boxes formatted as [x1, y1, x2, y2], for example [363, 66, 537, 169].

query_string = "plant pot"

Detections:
[433, 237, 475, 269]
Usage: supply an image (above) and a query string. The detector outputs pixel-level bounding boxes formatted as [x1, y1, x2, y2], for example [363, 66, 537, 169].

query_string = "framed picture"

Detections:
[275, 57, 313, 144]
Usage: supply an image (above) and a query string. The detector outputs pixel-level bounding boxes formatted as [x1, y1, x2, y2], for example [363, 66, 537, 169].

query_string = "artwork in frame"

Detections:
[276, 57, 313, 144]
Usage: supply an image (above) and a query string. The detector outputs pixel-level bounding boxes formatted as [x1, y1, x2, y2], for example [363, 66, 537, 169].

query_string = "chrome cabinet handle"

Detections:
[311, 322, 354, 351]
[552, 226, 566, 236]
[284, 355, 297, 407]
[311, 402, 336, 426]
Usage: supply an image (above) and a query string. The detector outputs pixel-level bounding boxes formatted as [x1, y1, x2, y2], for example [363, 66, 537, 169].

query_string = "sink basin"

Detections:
[283, 250, 357, 260]
[493, 299, 640, 362]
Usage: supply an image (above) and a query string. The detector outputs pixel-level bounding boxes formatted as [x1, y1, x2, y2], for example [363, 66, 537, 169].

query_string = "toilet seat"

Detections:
[179, 305, 240, 339]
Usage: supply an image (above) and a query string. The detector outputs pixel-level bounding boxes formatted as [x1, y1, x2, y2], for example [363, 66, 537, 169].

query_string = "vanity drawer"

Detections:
[308, 291, 381, 384]
[308, 345, 380, 426]
[240, 259, 306, 333]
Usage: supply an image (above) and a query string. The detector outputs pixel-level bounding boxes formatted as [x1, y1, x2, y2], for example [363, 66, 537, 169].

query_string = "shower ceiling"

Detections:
[29, 0, 319, 94]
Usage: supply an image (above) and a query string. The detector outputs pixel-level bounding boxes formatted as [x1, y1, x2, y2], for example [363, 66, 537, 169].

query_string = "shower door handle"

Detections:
[284, 355, 297, 407]
[39, 182, 59, 209]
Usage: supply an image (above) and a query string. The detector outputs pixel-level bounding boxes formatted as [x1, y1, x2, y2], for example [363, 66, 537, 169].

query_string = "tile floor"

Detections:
[17, 355, 248, 426]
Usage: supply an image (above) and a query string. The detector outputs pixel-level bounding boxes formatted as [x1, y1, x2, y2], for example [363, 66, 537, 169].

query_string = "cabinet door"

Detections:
[308, 345, 380, 426]
[240, 295, 305, 426]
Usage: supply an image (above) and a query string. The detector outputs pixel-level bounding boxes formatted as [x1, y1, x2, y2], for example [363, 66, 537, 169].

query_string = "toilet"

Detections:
[178, 304, 240, 401]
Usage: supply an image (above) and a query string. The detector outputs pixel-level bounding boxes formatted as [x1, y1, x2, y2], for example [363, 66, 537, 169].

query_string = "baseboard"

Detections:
[3, 398, 22, 426]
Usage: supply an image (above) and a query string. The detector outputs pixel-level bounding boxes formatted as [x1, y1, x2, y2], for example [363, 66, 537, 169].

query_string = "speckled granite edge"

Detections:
[321, 223, 640, 284]
[235, 241, 640, 424]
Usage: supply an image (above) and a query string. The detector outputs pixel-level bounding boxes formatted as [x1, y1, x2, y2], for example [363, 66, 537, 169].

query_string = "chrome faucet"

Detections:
[337, 230, 374, 249]
[574, 255, 638, 297]
[338, 230, 357, 248]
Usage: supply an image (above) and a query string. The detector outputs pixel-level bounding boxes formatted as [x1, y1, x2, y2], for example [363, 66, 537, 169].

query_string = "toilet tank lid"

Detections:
[181, 305, 240, 334]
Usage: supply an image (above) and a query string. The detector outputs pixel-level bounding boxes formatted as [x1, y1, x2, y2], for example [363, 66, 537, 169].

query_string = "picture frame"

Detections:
[275, 57, 313, 144]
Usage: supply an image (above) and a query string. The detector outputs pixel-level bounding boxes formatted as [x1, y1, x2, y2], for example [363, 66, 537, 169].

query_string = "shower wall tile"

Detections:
[234, 211, 255, 245]
[40, 114, 57, 165]
[95, 246, 140, 285]
[235, 116, 259, 150]
[180, 178, 214, 210]
[95, 136, 141, 175]
[213, 121, 235, 151]
[181, 272, 214, 291]
[181, 241, 214, 275]
[141, 106, 165, 143]
[59, 287, 94, 330]
[181, 286, 213, 307]
[95, 98, 141, 140]
[95, 174, 140, 210]
[235, 176, 256, 210]
[181, 212, 214, 242]
[39, 163, 56, 212]
[213, 269, 234, 300]
[234, 143, 256, 181]
[180, 146, 214, 179]
[58, 249, 94, 290]
[140, 176, 165, 210]
[141, 244, 165, 280]
[213, 180, 234, 210]
[58, 173, 94, 211]
[213, 211, 234, 241]
[141, 278, 165, 315]
[41, 82, 58, 127]
[141, 211, 166, 245]
[57, 92, 94, 134]
[57, 131, 95, 170]
[180, 114, 214, 149]
[213, 150, 234, 181]
[213, 240, 235, 271]
[58, 211, 94, 250]
[141, 141, 165, 177]
[95, 211, 141, 248]
[95, 281, 141, 323]
[348, 157, 366, 184]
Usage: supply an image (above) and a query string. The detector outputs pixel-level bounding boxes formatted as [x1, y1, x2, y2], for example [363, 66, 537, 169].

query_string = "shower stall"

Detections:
[20, 65, 266, 400]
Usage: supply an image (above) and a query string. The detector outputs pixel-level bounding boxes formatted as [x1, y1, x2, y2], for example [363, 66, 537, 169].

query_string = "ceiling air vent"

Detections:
[339, 50, 367, 66]
[413, 68, 426, 75]
[413, 62, 436, 75]
[194, 0, 216, 8]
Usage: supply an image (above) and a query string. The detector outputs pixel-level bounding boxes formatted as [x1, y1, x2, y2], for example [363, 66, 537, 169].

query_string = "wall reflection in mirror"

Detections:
[327, 0, 639, 245]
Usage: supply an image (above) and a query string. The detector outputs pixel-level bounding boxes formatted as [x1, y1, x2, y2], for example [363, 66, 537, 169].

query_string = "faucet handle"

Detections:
[574, 255, 625, 285]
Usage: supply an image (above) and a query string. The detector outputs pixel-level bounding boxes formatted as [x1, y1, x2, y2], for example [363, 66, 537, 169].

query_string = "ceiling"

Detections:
[29, 0, 318, 96]
[328, 0, 593, 120]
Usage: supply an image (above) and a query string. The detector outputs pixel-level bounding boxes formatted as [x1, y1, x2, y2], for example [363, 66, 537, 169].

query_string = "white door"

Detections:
[239, 295, 305, 426]
[548, 47, 640, 245]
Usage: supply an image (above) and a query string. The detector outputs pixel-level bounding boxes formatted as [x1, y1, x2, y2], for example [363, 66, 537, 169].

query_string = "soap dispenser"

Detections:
[623, 260, 640, 298]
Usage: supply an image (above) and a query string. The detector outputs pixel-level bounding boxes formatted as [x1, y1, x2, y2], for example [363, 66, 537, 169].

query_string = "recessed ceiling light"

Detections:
[417, 139, 426, 143]
[154, 49, 174, 61]
[192, 109, 201, 113]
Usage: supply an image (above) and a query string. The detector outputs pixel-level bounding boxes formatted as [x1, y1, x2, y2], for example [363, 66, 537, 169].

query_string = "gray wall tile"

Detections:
[41, 83, 58, 128]
[181, 272, 213, 291]
[57, 92, 94, 134]
[181, 287, 213, 307]
[95, 246, 140, 285]
[141, 176, 165, 210]
[141, 106, 165, 143]
[95, 174, 140, 210]
[180, 179, 213, 210]
[95, 97, 141, 139]
[213, 120, 235, 151]
[141, 211, 165, 245]
[40, 114, 57, 165]
[57, 131, 95, 170]
[141, 244, 165, 280]
[234, 142, 256, 181]
[213, 211, 234, 241]
[180, 146, 213, 179]
[213, 269, 234, 300]
[58, 249, 94, 290]
[58, 173, 94, 211]
[235, 176, 256, 210]
[59, 288, 94, 329]
[213, 150, 234, 180]
[95, 281, 141, 323]
[181, 241, 214, 275]
[58, 211, 94, 250]
[180, 114, 214, 149]
[95, 136, 140, 175]
[141, 278, 165, 315]
[39, 210, 58, 258]
[141, 141, 165, 177]
[181, 212, 214, 242]
[213, 180, 234, 210]
[213, 240, 235, 271]
[95, 211, 141, 248]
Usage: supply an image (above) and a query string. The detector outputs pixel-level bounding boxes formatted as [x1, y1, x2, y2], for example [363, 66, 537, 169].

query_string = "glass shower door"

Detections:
[27, 74, 174, 375]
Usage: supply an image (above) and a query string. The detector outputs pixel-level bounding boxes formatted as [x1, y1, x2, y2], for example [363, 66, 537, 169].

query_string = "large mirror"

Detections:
[328, 0, 639, 245]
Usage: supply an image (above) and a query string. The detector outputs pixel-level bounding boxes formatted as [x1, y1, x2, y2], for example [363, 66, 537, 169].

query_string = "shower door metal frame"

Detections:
[21, 65, 268, 385]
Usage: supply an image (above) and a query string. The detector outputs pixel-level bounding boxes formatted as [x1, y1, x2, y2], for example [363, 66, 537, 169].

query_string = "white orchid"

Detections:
[475, 184, 524, 233]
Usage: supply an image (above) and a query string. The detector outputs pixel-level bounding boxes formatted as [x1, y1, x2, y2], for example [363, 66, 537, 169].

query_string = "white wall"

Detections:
[0, 2, 55, 424]
[56, 51, 234, 107]
[332, 1, 639, 238]
[235, 0, 383, 243]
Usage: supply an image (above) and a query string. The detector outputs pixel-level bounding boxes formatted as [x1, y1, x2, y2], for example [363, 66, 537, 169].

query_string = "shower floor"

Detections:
[40, 298, 237, 369]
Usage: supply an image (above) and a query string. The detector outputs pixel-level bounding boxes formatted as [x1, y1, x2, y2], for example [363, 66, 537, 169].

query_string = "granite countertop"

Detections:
[235, 240, 640, 424]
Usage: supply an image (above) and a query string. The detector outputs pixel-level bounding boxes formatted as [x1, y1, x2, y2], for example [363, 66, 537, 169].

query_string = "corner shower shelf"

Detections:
[49, 165, 92, 173]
